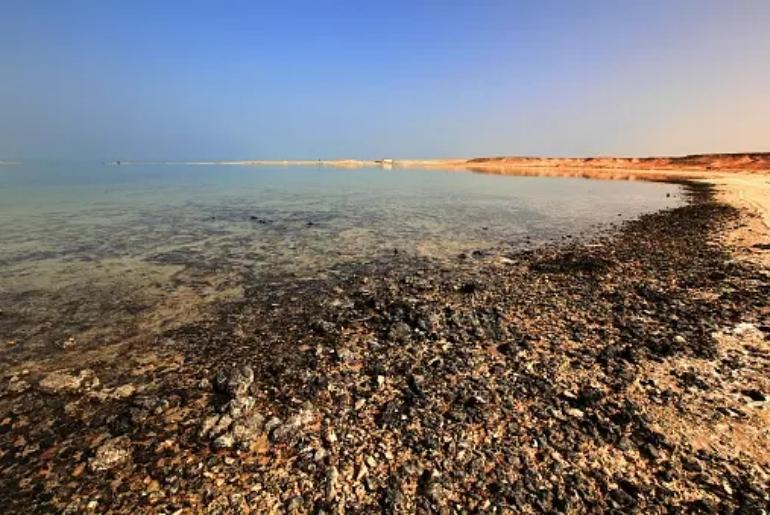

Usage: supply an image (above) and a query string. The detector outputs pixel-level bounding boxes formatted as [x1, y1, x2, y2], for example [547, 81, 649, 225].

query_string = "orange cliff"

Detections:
[462, 153, 770, 173]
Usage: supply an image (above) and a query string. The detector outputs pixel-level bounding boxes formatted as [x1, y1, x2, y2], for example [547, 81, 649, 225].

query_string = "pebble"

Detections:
[90, 436, 132, 472]
[325, 466, 339, 503]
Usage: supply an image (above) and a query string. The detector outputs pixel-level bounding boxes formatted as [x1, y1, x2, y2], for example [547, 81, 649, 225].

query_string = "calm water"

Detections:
[1, 162, 682, 272]
[0, 162, 682, 348]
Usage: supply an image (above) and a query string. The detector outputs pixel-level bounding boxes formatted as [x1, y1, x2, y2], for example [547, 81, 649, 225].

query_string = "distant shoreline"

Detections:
[108, 152, 770, 173]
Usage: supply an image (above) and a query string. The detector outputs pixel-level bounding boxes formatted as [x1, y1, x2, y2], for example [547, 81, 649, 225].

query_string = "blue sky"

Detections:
[1, 0, 768, 160]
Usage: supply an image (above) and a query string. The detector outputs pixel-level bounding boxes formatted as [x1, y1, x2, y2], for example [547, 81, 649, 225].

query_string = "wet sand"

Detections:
[0, 171, 769, 512]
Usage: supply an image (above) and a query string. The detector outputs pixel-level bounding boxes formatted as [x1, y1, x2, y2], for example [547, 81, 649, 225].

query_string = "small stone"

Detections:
[198, 377, 212, 390]
[325, 466, 339, 503]
[286, 496, 303, 513]
[272, 408, 313, 442]
[227, 395, 255, 418]
[90, 436, 132, 472]
[7, 376, 30, 394]
[642, 443, 660, 460]
[264, 416, 282, 434]
[336, 348, 356, 363]
[231, 412, 265, 447]
[682, 457, 702, 472]
[211, 414, 233, 438]
[39, 369, 97, 394]
[200, 414, 221, 438]
[741, 389, 765, 402]
[565, 408, 584, 418]
[324, 427, 338, 444]
[213, 432, 235, 450]
[215, 366, 254, 398]
[356, 463, 368, 481]
[732, 322, 761, 337]
[388, 322, 412, 342]
[420, 469, 443, 504]
[112, 384, 136, 399]
[59, 337, 77, 349]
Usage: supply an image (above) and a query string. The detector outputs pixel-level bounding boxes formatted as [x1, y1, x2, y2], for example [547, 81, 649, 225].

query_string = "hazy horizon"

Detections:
[1, 0, 769, 161]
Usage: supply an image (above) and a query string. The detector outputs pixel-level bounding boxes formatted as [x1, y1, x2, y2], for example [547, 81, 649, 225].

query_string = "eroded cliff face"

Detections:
[466, 153, 770, 172]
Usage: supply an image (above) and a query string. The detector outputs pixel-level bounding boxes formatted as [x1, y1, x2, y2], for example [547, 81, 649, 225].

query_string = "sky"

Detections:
[0, 0, 768, 160]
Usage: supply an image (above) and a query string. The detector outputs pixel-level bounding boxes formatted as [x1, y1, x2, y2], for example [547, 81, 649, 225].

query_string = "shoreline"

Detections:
[1, 178, 768, 511]
[108, 152, 770, 174]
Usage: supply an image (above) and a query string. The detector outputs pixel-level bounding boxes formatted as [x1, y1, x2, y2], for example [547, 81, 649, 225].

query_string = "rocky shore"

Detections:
[1, 183, 768, 513]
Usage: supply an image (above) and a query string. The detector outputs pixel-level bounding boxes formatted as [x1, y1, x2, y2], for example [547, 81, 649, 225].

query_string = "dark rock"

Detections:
[741, 389, 765, 402]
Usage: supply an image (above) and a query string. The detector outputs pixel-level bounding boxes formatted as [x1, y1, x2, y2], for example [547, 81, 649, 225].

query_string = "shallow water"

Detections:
[0, 162, 683, 350]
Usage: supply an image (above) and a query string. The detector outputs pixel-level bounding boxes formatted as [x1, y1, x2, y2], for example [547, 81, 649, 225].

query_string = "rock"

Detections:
[286, 496, 303, 513]
[200, 414, 222, 438]
[311, 320, 336, 334]
[325, 466, 339, 503]
[731, 322, 762, 337]
[200, 367, 271, 449]
[39, 369, 98, 394]
[419, 469, 443, 504]
[59, 337, 77, 349]
[7, 376, 30, 394]
[231, 413, 266, 448]
[215, 366, 254, 398]
[90, 436, 132, 472]
[314, 448, 328, 462]
[264, 416, 282, 435]
[112, 384, 136, 399]
[271, 406, 314, 442]
[227, 395, 255, 418]
[335, 347, 356, 363]
[198, 377, 212, 390]
[212, 414, 233, 437]
[682, 457, 702, 472]
[388, 322, 412, 343]
[213, 432, 235, 450]
[741, 389, 765, 402]
[323, 427, 338, 445]
[565, 408, 584, 418]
